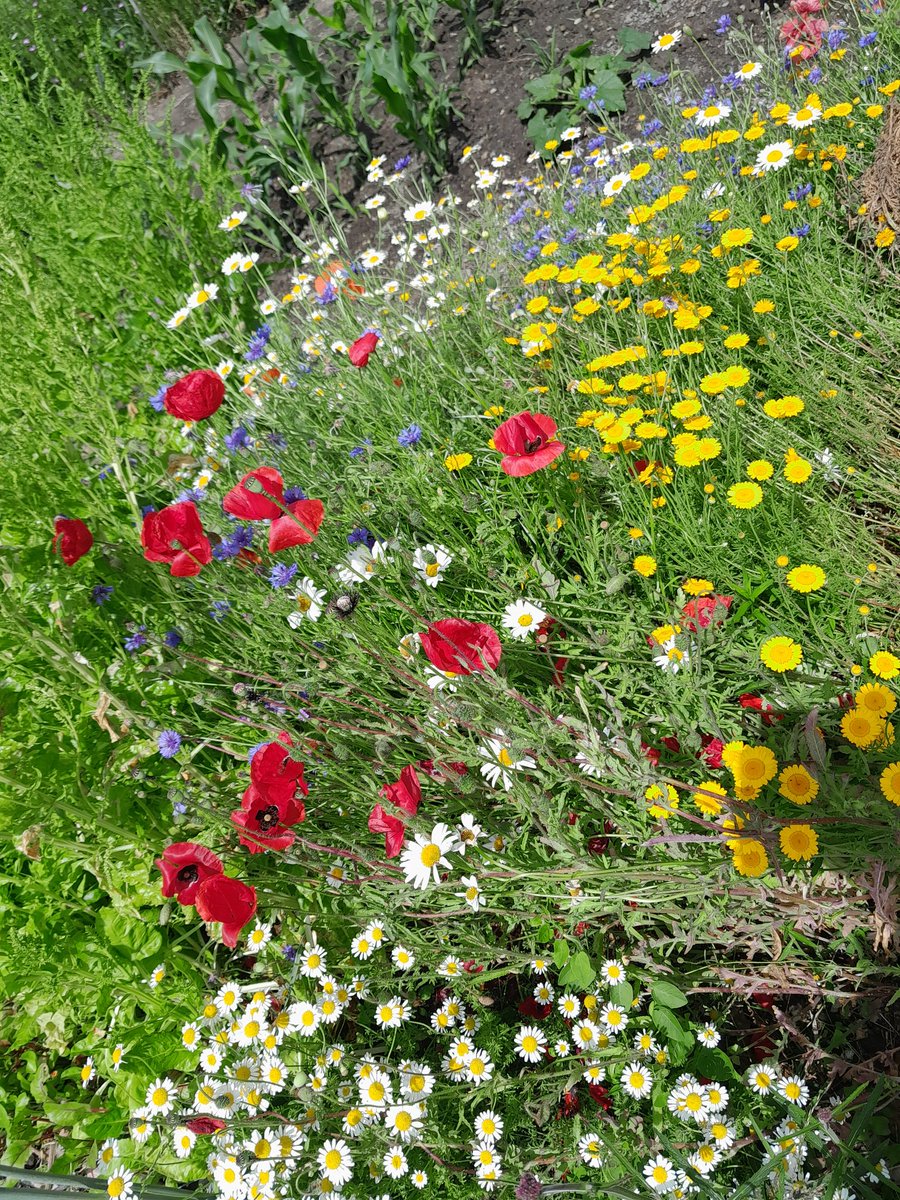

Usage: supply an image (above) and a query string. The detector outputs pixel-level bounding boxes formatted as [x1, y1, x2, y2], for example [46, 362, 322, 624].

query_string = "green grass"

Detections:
[1, 2, 900, 1195]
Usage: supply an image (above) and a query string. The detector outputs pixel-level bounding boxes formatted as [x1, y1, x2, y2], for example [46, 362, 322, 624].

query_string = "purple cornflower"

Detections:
[579, 84, 597, 101]
[634, 72, 654, 89]
[213, 525, 255, 560]
[240, 182, 262, 205]
[859, 32, 877, 48]
[808, 66, 823, 84]
[393, 154, 412, 171]
[210, 600, 231, 621]
[347, 526, 375, 548]
[349, 439, 372, 459]
[284, 485, 306, 503]
[269, 562, 298, 589]
[643, 119, 663, 136]
[316, 281, 338, 304]
[225, 426, 251, 452]
[267, 432, 288, 451]
[172, 799, 187, 815]
[523, 246, 540, 262]
[245, 324, 272, 363]
[92, 584, 113, 605]
[651, 72, 669, 87]
[149, 385, 167, 412]
[793, 223, 811, 238]
[586, 136, 606, 151]
[282, 944, 298, 962]
[826, 29, 846, 50]
[789, 183, 813, 201]
[164, 629, 183, 648]
[157, 730, 182, 758]
[175, 487, 206, 505]
[124, 627, 147, 652]
[715, 14, 732, 34]
[397, 423, 422, 447]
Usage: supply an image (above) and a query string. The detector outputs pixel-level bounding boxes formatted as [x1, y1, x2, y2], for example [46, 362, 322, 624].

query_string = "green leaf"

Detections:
[535, 922, 553, 943]
[558, 950, 595, 991]
[524, 71, 564, 102]
[690, 1047, 741, 1083]
[650, 981, 688, 1009]
[552, 939, 570, 969]
[590, 68, 627, 113]
[97, 908, 163, 960]
[609, 981, 633, 1009]
[617, 26, 652, 55]
[649, 1002, 693, 1049]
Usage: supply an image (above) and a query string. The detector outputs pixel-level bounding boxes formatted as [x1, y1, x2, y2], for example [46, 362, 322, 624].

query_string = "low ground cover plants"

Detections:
[1, 0, 899, 1197]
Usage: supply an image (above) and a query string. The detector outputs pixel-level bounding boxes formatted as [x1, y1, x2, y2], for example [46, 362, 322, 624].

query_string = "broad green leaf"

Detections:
[650, 981, 688, 1009]
[558, 950, 595, 991]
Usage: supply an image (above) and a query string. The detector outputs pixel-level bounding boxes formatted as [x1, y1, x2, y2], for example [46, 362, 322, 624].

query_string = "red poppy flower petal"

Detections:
[222, 468, 285, 521]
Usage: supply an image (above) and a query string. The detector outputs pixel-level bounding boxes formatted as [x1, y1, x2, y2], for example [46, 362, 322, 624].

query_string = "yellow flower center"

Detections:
[522, 1035, 538, 1053]
[324, 1150, 342, 1171]
[517, 613, 534, 626]
[497, 748, 513, 767]
[420, 843, 441, 867]
[151, 1087, 168, 1106]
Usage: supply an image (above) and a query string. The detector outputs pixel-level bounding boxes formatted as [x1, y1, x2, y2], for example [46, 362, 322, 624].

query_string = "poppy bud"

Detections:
[164, 370, 225, 421]
[349, 331, 379, 367]
[52, 516, 93, 566]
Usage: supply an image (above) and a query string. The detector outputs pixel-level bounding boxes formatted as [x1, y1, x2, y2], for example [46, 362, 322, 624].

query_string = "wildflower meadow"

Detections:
[1, 2, 899, 1199]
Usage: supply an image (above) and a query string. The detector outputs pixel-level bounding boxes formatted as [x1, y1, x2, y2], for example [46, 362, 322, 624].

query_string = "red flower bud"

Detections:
[349, 331, 379, 367]
[52, 517, 93, 566]
[164, 370, 225, 421]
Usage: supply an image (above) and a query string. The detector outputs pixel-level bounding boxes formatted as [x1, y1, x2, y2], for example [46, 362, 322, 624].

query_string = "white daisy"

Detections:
[166, 307, 191, 330]
[654, 636, 689, 673]
[220, 252, 243, 275]
[383, 1144, 409, 1178]
[755, 141, 794, 173]
[145, 1077, 177, 1117]
[173, 1126, 196, 1159]
[695, 101, 732, 128]
[412, 543, 452, 587]
[464, 1051, 494, 1084]
[787, 103, 821, 129]
[777, 1074, 810, 1106]
[186, 283, 218, 308]
[747, 1063, 779, 1094]
[219, 209, 247, 230]
[502, 597, 547, 639]
[621, 1062, 653, 1098]
[392, 944, 415, 970]
[399, 822, 455, 889]
[578, 1132, 605, 1168]
[246, 924, 272, 951]
[384, 1103, 423, 1143]
[317, 1138, 353, 1187]
[603, 172, 631, 198]
[736, 61, 761, 79]
[696, 1022, 720, 1047]
[643, 1154, 676, 1192]
[651, 30, 682, 53]
[404, 200, 434, 223]
[454, 812, 482, 854]
[474, 1110, 503, 1143]
[514, 1025, 547, 1063]
[457, 874, 482, 911]
[478, 731, 535, 790]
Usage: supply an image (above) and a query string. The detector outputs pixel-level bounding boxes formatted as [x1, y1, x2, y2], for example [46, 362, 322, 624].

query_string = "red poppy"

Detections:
[314, 260, 365, 298]
[419, 618, 502, 675]
[231, 741, 308, 853]
[141, 502, 212, 577]
[222, 467, 285, 521]
[417, 759, 468, 781]
[155, 842, 223, 905]
[368, 803, 406, 858]
[348, 331, 379, 367]
[700, 735, 724, 769]
[492, 411, 565, 477]
[518, 996, 552, 1021]
[556, 1090, 580, 1119]
[185, 1117, 227, 1136]
[164, 370, 225, 421]
[194, 874, 257, 947]
[682, 594, 733, 632]
[739, 693, 781, 725]
[52, 516, 93, 566]
[268, 498, 324, 553]
[380, 764, 421, 816]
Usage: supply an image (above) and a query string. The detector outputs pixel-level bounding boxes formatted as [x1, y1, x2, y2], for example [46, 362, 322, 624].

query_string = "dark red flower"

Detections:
[492, 410, 565, 477]
[518, 996, 552, 1021]
[52, 517, 93, 566]
[380, 765, 421, 816]
[185, 1117, 227, 1135]
[368, 803, 406, 857]
[535, 615, 568, 686]
[661, 735, 681, 754]
[268, 498, 324, 553]
[588, 1082, 613, 1111]
[556, 1090, 580, 1119]
[155, 842, 223, 905]
[739, 693, 781, 725]
[195, 874, 257, 947]
[141, 502, 212, 577]
[223, 467, 285, 521]
[349, 331, 379, 367]
[420, 617, 502, 675]
[700, 735, 724, 769]
[682, 594, 733, 632]
[641, 741, 661, 767]
[417, 759, 469, 781]
[587, 822, 615, 857]
[164, 369, 225, 421]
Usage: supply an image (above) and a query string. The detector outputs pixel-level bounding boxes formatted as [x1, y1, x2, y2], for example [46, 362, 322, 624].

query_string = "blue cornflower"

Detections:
[149, 386, 167, 412]
[348, 526, 375, 548]
[316, 281, 338, 305]
[245, 324, 272, 363]
[210, 600, 231, 621]
[715, 14, 731, 34]
[393, 154, 412, 171]
[643, 119, 663, 136]
[859, 31, 877, 47]
[164, 629, 183, 648]
[826, 29, 846, 50]
[172, 799, 187, 815]
[523, 246, 540, 262]
[808, 66, 823, 84]
[586, 136, 606, 151]
[140, 504, 156, 518]
[562, 229, 579, 244]
[579, 84, 597, 101]
[651, 72, 669, 87]
[349, 439, 372, 459]
[563, 198, 576, 214]
[98, 465, 115, 481]
[282, 944, 298, 962]
[240, 182, 262, 204]
[508, 207, 526, 226]
[534, 226, 551, 241]
[225, 426, 251, 452]
[634, 72, 654, 89]
[157, 729, 182, 758]
[267, 432, 287, 451]
[175, 487, 206, 505]
[269, 562, 298, 589]
[793, 223, 811, 238]
[789, 183, 813, 201]
[284, 485, 307, 503]
[92, 584, 113, 605]
[397, 423, 422, 447]
[124, 627, 147, 652]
